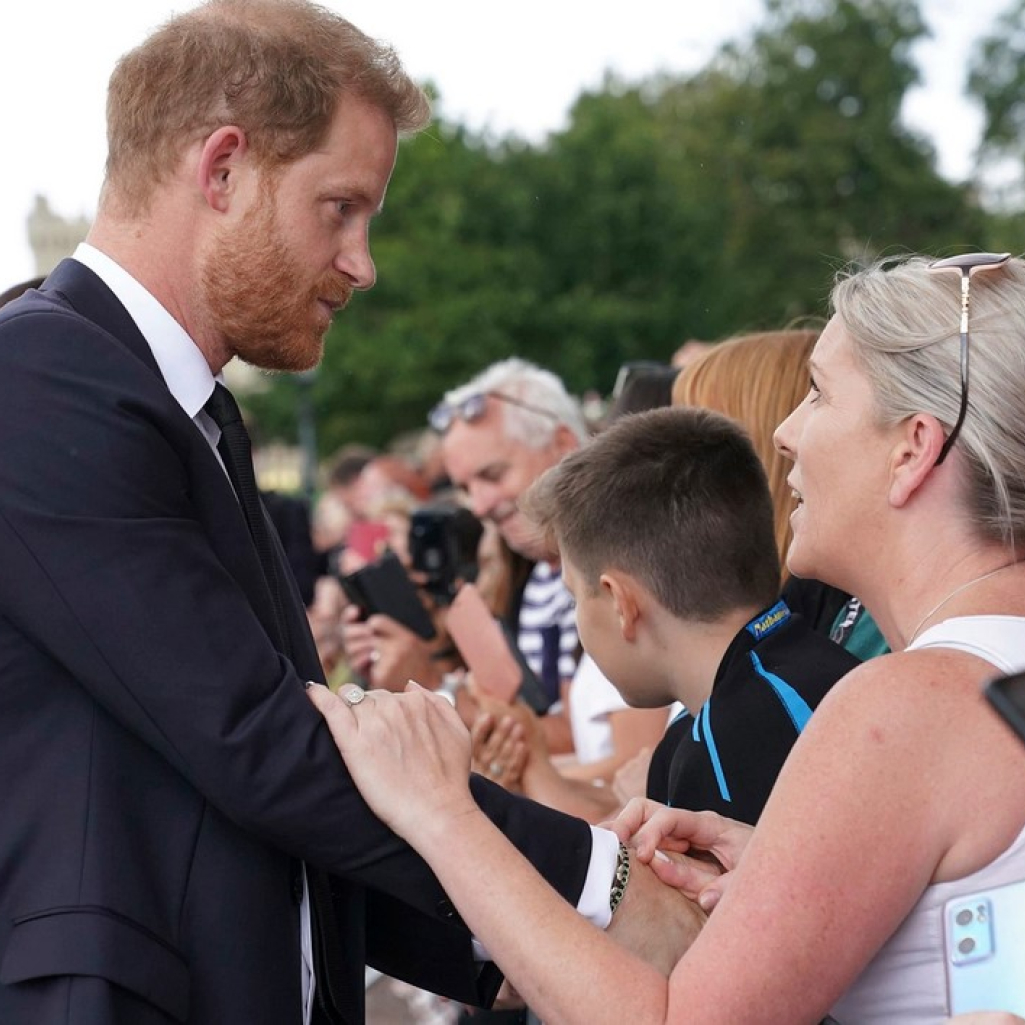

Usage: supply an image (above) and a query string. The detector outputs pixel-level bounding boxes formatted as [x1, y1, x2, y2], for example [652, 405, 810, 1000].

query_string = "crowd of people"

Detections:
[312, 262, 1025, 1025]
[1, 1, 1024, 1024]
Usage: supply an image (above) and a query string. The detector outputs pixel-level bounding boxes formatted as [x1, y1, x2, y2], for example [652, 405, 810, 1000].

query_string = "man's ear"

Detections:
[600, 570, 641, 642]
[196, 126, 249, 213]
[889, 413, 947, 508]
[551, 424, 581, 460]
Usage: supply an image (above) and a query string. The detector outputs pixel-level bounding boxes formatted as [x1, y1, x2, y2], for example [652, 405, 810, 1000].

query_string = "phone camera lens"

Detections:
[955, 909, 973, 927]
[958, 937, 976, 956]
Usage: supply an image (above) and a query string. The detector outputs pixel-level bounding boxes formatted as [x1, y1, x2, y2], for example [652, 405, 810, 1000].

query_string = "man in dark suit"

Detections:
[0, 3, 699, 1023]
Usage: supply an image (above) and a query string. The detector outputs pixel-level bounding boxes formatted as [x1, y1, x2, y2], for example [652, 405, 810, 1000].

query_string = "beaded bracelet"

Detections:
[609, 842, 631, 915]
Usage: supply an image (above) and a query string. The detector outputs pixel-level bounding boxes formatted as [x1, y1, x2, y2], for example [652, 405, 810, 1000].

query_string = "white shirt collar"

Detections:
[73, 242, 218, 420]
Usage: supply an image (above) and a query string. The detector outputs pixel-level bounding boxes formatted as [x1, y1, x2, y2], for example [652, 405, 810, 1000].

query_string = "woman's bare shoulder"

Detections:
[820, 646, 989, 718]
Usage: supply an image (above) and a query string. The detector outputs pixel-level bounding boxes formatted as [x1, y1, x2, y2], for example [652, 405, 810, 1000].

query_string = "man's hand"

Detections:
[605, 847, 707, 976]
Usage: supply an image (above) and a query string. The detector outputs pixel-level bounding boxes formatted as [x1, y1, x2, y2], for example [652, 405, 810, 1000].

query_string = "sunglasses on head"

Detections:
[926, 251, 1011, 465]
[428, 390, 560, 433]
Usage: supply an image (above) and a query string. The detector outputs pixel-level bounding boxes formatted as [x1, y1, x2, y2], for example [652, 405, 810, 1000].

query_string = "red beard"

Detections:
[202, 194, 353, 372]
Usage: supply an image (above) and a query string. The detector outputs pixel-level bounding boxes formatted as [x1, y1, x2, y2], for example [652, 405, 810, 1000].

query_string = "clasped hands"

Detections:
[467, 684, 538, 788]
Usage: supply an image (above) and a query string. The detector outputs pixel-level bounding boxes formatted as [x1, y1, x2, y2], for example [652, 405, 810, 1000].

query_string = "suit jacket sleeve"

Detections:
[0, 297, 591, 994]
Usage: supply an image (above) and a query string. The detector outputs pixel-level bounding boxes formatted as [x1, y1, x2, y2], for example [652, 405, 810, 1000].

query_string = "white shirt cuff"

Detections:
[574, 824, 618, 930]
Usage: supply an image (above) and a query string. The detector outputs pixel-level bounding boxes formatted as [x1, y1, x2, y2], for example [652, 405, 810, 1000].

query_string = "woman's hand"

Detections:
[307, 682, 477, 842]
[606, 799, 755, 911]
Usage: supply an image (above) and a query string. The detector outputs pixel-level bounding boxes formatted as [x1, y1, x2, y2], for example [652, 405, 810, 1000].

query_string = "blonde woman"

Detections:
[312, 253, 1025, 1023]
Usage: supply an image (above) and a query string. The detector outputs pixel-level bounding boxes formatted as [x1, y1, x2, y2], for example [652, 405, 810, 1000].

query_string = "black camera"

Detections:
[408, 503, 483, 605]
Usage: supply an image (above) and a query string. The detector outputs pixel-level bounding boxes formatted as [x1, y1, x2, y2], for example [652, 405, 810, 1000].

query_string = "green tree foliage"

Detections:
[248, 0, 995, 455]
[966, 0, 1025, 245]
[969, 0, 1025, 155]
[653, 0, 985, 326]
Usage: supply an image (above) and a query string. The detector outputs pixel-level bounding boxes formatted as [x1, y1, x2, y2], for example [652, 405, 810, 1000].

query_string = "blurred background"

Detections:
[6, 0, 1025, 478]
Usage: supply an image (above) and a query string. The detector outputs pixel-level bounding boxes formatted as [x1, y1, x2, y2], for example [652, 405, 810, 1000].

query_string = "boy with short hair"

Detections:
[522, 405, 860, 823]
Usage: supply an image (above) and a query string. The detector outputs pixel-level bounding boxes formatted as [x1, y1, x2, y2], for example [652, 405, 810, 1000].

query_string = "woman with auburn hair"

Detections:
[673, 328, 888, 657]
[672, 328, 818, 574]
[309, 253, 1025, 1022]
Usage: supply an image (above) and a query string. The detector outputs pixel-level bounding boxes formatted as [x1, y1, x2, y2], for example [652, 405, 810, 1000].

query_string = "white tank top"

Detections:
[830, 616, 1025, 1024]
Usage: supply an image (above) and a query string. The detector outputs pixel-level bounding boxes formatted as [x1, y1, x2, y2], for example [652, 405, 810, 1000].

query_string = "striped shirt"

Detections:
[516, 561, 579, 705]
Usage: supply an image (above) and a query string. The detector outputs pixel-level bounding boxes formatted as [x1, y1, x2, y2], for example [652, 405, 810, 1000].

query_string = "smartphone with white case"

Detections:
[944, 877, 1025, 1015]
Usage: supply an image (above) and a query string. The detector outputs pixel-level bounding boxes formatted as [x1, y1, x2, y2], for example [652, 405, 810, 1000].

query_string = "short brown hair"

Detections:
[521, 407, 780, 621]
[104, 0, 430, 212]
[672, 328, 819, 575]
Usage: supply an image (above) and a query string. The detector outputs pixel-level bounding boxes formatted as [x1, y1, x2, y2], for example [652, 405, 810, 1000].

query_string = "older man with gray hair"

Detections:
[432, 358, 588, 717]
[342, 359, 585, 741]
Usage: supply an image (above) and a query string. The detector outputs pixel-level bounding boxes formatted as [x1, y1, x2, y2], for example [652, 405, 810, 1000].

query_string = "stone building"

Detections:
[26, 195, 91, 275]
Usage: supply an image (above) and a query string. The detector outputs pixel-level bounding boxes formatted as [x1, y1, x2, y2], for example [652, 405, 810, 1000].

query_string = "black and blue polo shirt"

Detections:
[646, 600, 861, 825]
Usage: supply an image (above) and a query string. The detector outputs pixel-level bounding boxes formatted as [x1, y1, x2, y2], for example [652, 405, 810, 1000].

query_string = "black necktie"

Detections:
[204, 382, 346, 1025]
[205, 383, 289, 645]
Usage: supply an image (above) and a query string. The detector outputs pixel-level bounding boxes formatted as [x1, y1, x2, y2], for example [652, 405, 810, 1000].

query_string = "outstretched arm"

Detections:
[308, 683, 704, 1023]
[311, 648, 1015, 1024]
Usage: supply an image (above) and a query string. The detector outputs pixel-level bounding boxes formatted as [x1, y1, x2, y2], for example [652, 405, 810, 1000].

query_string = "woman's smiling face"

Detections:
[773, 315, 898, 590]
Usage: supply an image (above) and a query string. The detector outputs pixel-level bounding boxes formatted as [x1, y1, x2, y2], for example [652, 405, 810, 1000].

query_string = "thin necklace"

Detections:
[907, 562, 1018, 645]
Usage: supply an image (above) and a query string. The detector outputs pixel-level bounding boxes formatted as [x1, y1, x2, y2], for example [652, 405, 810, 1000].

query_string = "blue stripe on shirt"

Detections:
[748, 652, 813, 732]
[699, 703, 732, 803]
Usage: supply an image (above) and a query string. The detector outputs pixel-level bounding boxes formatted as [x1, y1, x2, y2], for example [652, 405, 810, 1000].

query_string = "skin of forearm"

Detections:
[539, 706, 575, 755]
[520, 755, 620, 824]
[558, 752, 625, 785]
[560, 707, 667, 785]
[414, 808, 672, 1025]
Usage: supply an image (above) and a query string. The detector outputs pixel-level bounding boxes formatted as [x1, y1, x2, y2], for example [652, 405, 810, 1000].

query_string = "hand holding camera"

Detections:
[358, 612, 447, 693]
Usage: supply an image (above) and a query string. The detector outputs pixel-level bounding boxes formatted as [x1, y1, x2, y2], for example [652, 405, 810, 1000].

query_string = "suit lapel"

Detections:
[42, 259, 321, 674]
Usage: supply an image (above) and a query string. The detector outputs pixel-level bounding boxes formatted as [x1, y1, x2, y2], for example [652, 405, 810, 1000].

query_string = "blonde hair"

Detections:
[104, 0, 430, 213]
[673, 329, 819, 575]
[832, 255, 1025, 547]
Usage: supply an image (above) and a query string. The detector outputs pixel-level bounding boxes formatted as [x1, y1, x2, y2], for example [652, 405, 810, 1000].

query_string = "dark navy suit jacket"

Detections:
[0, 260, 591, 1024]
